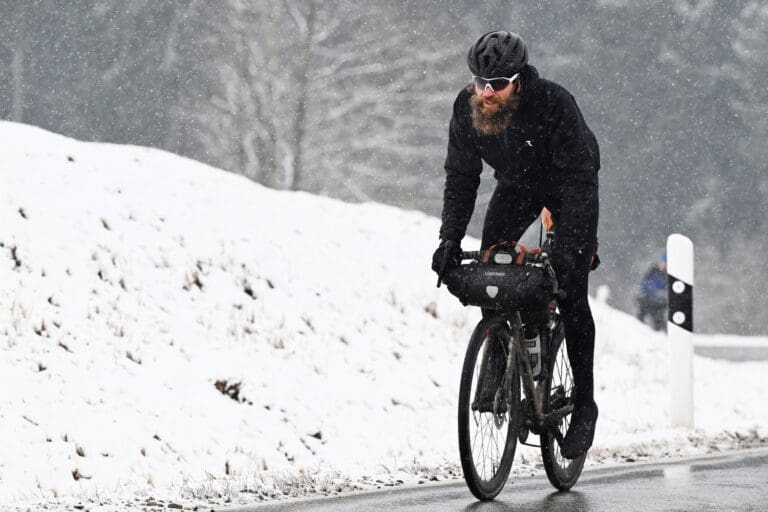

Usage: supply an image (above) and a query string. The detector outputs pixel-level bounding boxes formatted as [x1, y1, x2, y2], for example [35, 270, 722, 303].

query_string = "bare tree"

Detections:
[185, 0, 456, 197]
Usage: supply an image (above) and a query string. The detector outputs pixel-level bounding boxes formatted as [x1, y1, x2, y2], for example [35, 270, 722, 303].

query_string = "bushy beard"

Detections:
[470, 91, 520, 136]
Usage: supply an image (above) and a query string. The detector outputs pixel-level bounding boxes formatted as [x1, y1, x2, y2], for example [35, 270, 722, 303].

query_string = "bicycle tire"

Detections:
[540, 320, 587, 490]
[458, 315, 521, 501]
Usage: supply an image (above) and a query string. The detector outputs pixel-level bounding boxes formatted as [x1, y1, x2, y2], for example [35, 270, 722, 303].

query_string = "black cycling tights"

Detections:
[480, 186, 596, 407]
[556, 260, 595, 407]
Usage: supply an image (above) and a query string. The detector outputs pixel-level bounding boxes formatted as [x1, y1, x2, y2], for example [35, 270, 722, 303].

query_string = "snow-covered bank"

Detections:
[1, 122, 766, 510]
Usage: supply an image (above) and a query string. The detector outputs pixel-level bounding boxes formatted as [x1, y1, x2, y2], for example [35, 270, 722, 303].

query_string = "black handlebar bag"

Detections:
[445, 261, 555, 312]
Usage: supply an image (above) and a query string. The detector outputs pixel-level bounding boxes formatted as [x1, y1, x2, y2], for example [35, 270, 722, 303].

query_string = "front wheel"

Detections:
[458, 316, 521, 501]
[540, 321, 587, 490]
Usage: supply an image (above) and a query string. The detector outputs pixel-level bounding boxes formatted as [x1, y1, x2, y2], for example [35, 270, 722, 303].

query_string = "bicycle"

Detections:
[439, 237, 587, 500]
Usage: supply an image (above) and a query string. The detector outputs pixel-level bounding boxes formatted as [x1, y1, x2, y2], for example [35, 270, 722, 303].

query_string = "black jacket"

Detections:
[440, 65, 600, 250]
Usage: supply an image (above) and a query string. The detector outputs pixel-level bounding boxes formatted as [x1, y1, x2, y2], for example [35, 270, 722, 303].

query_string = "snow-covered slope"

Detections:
[1, 122, 765, 509]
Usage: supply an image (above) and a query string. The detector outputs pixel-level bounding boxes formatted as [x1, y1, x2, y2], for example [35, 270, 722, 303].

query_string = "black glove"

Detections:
[432, 239, 462, 286]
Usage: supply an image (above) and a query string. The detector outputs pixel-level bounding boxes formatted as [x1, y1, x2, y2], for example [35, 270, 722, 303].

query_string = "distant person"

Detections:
[431, 31, 600, 459]
[636, 253, 667, 331]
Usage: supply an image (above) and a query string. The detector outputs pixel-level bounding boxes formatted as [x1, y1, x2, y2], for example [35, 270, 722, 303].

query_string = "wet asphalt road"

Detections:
[247, 449, 768, 512]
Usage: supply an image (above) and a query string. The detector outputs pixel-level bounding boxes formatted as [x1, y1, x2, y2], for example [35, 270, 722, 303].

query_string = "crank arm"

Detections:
[542, 403, 574, 427]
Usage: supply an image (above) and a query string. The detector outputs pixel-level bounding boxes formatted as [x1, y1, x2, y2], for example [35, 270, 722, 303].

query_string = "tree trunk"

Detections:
[287, 0, 316, 191]
[11, 38, 25, 122]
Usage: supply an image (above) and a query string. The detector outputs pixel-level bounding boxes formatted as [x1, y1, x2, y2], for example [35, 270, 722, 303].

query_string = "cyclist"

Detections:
[432, 31, 600, 459]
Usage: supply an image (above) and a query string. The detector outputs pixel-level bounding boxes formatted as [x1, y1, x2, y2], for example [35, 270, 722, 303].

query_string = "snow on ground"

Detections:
[0, 122, 766, 511]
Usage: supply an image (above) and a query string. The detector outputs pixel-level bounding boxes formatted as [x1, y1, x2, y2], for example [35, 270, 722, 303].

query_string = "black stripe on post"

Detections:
[668, 274, 693, 332]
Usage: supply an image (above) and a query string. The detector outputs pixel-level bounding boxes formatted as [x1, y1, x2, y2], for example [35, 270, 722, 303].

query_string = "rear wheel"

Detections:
[458, 316, 521, 501]
[540, 321, 587, 490]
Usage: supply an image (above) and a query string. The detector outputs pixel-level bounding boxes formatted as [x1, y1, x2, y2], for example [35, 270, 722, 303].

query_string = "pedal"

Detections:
[518, 423, 529, 443]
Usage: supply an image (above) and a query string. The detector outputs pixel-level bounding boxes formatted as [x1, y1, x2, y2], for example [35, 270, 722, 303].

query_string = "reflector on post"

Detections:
[667, 234, 694, 429]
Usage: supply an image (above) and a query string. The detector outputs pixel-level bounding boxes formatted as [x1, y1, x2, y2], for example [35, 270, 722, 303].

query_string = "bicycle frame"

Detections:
[446, 244, 571, 442]
[502, 310, 573, 444]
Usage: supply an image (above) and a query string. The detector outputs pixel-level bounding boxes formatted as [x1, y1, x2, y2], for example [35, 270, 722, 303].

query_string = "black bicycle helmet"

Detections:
[467, 31, 528, 77]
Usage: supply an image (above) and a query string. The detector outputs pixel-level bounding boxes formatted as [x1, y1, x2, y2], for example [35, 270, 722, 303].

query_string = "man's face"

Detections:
[469, 79, 521, 136]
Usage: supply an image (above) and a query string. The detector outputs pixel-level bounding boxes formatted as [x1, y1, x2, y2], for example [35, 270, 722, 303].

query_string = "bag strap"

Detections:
[482, 240, 541, 265]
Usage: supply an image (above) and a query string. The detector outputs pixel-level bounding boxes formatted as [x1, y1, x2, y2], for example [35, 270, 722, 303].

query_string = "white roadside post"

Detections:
[667, 234, 694, 428]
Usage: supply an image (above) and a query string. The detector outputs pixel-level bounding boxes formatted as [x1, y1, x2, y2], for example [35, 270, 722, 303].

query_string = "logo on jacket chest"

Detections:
[509, 133, 537, 161]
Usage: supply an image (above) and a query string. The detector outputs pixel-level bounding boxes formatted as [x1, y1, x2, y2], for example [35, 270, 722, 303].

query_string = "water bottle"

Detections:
[524, 325, 541, 378]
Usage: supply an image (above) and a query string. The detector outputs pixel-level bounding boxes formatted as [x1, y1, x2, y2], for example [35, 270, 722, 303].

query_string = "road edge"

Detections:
[227, 446, 768, 511]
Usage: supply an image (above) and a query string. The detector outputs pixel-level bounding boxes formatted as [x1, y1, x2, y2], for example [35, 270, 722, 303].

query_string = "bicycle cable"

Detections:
[538, 218, 544, 248]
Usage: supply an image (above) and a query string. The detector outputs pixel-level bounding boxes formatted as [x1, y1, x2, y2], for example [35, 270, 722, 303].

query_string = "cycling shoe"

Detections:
[560, 401, 598, 459]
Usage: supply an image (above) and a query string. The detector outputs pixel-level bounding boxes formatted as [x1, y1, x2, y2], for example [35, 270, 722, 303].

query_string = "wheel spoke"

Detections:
[548, 334, 577, 469]
[459, 318, 522, 499]
[561, 338, 578, 468]
[467, 333, 514, 482]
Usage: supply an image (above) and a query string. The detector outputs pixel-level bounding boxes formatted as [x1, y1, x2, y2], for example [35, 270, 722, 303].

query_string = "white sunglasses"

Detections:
[472, 72, 521, 93]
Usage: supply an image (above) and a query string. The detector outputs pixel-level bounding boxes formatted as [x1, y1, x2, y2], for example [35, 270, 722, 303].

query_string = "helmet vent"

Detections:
[467, 31, 528, 77]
